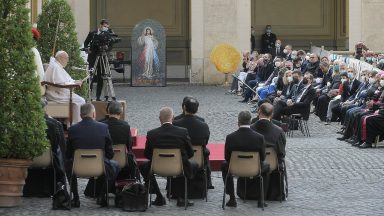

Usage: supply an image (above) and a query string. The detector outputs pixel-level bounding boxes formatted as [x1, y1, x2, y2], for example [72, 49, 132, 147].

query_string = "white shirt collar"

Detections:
[162, 122, 172, 125]
[239, 125, 250, 128]
[258, 118, 270, 121]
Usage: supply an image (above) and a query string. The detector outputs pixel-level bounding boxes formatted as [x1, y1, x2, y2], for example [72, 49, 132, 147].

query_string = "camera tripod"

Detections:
[92, 50, 116, 101]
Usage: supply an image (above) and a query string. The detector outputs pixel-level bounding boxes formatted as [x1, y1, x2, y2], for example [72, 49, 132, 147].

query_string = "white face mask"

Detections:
[348, 73, 354, 79]
[287, 76, 293, 82]
[369, 77, 376, 84]
[341, 78, 347, 83]
[316, 78, 322, 84]
[305, 55, 310, 60]
[380, 80, 384, 87]
[101, 26, 108, 32]
[283, 49, 288, 54]
[275, 62, 281, 67]
[276, 43, 281, 47]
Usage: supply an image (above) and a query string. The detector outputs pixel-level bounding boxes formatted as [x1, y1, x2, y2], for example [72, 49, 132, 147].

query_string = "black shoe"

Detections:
[176, 198, 194, 207]
[352, 141, 363, 147]
[359, 142, 372, 148]
[347, 138, 358, 144]
[207, 185, 215, 189]
[152, 196, 166, 206]
[257, 202, 268, 208]
[71, 199, 80, 208]
[225, 198, 237, 207]
[337, 136, 347, 141]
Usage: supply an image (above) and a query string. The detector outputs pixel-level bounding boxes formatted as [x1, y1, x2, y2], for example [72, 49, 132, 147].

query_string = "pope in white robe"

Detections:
[43, 51, 85, 124]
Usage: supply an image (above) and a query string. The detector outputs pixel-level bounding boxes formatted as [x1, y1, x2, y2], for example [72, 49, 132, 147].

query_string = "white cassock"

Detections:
[31, 47, 45, 95]
[43, 60, 85, 124]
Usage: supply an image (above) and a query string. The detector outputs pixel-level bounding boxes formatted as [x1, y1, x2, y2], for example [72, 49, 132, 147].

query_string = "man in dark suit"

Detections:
[101, 101, 132, 151]
[271, 39, 285, 59]
[251, 103, 287, 201]
[261, 25, 277, 54]
[173, 97, 214, 189]
[273, 72, 316, 121]
[66, 103, 119, 207]
[139, 107, 198, 207]
[221, 111, 266, 208]
[174, 96, 205, 122]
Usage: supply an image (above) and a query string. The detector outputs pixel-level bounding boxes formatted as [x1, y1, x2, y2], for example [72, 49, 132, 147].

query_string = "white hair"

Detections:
[55, 50, 67, 59]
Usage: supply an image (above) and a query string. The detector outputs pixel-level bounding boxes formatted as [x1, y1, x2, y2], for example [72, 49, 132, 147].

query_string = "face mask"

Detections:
[276, 43, 281, 48]
[369, 77, 375, 84]
[366, 57, 372, 62]
[101, 26, 108, 32]
[360, 75, 366, 82]
[296, 64, 301, 68]
[283, 49, 288, 54]
[341, 78, 347, 83]
[316, 78, 322, 84]
[380, 80, 384, 87]
[372, 57, 377, 62]
[287, 76, 293, 82]
[275, 62, 281, 67]
[305, 56, 310, 61]
[302, 78, 309, 85]
[379, 59, 384, 64]
[348, 73, 354, 79]
[291, 55, 297, 60]
[266, 29, 272, 33]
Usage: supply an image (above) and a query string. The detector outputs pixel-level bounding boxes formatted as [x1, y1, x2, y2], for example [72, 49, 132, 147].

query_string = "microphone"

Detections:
[71, 66, 87, 71]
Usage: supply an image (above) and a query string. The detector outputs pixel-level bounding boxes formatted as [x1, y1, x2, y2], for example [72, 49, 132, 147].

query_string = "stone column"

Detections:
[66, 0, 90, 45]
[191, 0, 251, 84]
[349, 0, 384, 51]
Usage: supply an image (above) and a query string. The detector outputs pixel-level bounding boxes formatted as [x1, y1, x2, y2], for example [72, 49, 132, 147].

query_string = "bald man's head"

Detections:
[258, 103, 274, 119]
[159, 107, 174, 124]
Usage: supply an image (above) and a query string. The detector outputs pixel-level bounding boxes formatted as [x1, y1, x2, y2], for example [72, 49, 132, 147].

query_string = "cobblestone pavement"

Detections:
[2, 85, 384, 215]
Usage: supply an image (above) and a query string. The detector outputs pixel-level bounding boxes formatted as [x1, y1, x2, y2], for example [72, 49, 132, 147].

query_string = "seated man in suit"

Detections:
[273, 72, 316, 121]
[221, 111, 266, 208]
[174, 96, 214, 189]
[139, 107, 198, 207]
[251, 103, 287, 200]
[66, 103, 119, 207]
[174, 96, 205, 122]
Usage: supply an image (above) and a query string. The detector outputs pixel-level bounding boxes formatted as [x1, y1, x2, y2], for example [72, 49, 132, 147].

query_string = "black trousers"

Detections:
[366, 114, 384, 143]
[316, 94, 331, 121]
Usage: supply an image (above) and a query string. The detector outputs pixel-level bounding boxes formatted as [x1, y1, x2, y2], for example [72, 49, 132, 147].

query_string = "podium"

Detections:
[92, 100, 126, 121]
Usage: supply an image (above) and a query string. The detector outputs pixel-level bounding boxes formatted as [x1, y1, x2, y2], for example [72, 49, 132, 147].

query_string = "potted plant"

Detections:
[37, 0, 87, 98]
[0, 0, 49, 207]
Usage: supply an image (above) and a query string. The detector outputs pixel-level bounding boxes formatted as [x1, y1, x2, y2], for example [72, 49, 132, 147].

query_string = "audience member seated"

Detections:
[174, 96, 205, 122]
[251, 103, 287, 200]
[337, 71, 379, 142]
[273, 72, 315, 121]
[43, 50, 85, 124]
[271, 39, 284, 59]
[84, 101, 134, 197]
[23, 99, 67, 197]
[283, 44, 293, 60]
[303, 53, 322, 77]
[173, 97, 214, 189]
[66, 103, 120, 207]
[139, 107, 198, 207]
[221, 111, 268, 208]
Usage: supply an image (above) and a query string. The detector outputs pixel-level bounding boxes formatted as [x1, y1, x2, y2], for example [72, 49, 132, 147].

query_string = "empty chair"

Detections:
[222, 151, 264, 210]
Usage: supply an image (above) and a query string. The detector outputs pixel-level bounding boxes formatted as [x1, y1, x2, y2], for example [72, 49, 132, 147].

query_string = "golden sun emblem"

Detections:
[210, 44, 241, 74]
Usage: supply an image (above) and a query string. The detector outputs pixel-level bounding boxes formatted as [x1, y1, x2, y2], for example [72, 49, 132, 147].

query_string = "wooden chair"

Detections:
[70, 149, 108, 208]
[190, 145, 208, 201]
[222, 151, 264, 210]
[148, 148, 188, 210]
[41, 81, 81, 126]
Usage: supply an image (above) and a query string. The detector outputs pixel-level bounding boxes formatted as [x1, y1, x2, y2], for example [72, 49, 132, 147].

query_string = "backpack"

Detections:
[115, 181, 148, 212]
[52, 182, 70, 210]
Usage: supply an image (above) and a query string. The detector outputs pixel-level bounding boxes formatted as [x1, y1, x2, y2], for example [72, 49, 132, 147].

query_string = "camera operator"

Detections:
[84, 19, 116, 101]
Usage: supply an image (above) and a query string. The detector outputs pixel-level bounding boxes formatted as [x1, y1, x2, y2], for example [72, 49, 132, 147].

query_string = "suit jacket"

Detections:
[173, 115, 210, 146]
[271, 47, 285, 59]
[224, 127, 265, 163]
[101, 117, 132, 151]
[66, 117, 114, 160]
[251, 119, 286, 163]
[174, 113, 205, 122]
[291, 85, 316, 119]
[144, 123, 194, 164]
[261, 33, 277, 53]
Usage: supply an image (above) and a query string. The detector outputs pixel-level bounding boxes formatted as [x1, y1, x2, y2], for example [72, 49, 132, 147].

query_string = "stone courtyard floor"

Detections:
[2, 85, 384, 215]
